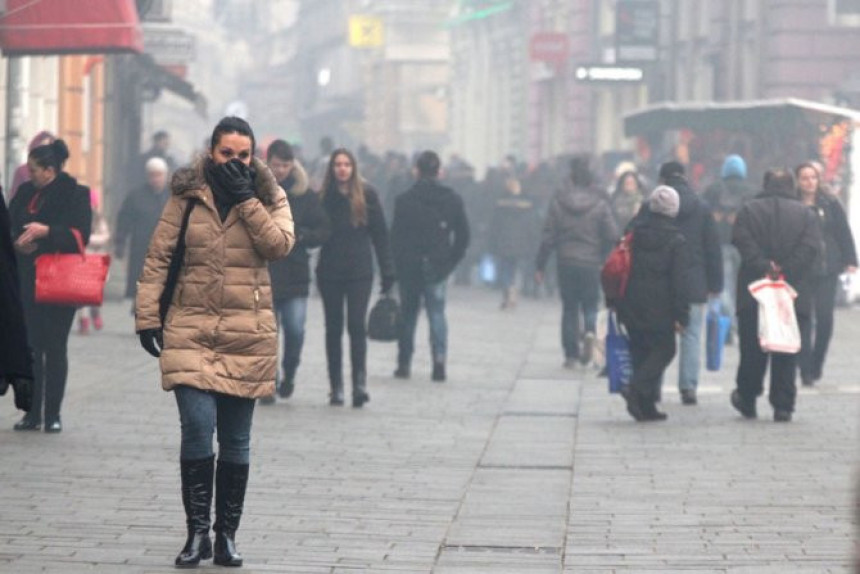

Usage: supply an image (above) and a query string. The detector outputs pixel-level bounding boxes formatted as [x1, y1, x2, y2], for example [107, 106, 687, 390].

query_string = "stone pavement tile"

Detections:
[435, 546, 560, 573]
[480, 415, 576, 468]
[503, 378, 581, 416]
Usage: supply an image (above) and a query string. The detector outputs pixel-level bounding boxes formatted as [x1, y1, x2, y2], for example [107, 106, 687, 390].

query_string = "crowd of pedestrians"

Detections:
[2, 116, 858, 567]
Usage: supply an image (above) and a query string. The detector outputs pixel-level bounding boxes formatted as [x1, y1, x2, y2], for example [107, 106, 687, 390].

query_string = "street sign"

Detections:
[349, 15, 384, 47]
[575, 65, 645, 83]
[143, 26, 195, 65]
[529, 32, 570, 65]
[616, 0, 660, 62]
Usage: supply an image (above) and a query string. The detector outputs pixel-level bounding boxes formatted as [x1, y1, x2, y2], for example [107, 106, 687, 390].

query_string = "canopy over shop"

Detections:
[623, 98, 860, 203]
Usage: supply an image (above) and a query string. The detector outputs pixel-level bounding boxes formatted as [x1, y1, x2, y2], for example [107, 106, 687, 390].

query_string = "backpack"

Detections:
[601, 232, 633, 305]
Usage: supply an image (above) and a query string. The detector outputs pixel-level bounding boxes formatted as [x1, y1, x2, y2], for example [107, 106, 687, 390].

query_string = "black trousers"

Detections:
[318, 279, 372, 384]
[735, 305, 798, 412]
[22, 300, 76, 423]
[798, 274, 838, 380]
[627, 328, 676, 404]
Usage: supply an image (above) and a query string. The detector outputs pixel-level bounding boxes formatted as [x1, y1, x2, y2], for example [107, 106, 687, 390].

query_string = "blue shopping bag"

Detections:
[706, 299, 732, 371]
[479, 254, 497, 284]
[606, 311, 631, 394]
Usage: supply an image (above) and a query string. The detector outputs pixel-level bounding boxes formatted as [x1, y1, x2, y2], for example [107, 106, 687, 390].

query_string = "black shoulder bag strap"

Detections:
[158, 199, 196, 325]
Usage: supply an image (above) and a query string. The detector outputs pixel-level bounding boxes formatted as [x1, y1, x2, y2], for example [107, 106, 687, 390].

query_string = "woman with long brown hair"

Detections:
[317, 148, 395, 407]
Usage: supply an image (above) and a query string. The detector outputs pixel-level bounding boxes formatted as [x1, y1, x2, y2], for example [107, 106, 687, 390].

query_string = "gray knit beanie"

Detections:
[649, 185, 680, 218]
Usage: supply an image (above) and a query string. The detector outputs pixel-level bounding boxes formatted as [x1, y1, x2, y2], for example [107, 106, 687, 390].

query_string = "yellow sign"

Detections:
[349, 15, 384, 47]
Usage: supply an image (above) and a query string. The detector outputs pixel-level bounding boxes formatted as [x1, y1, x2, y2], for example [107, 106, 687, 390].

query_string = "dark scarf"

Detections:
[204, 158, 236, 222]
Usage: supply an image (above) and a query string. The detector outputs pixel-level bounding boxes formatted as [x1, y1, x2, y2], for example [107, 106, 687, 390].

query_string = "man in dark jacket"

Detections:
[731, 169, 821, 422]
[536, 155, 619, 368]
[115, 157, 171, 300]
[488, 177, 539, 309]
[704, 155, 754, 327]
[619, 185, 690, 422]
[261, 140, 330, 403]
[390, 151, 470, 382]
[654, 162, 723, 405]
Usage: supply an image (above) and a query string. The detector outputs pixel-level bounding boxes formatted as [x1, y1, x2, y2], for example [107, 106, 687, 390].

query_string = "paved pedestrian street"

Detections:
[1, 287, 857, 573]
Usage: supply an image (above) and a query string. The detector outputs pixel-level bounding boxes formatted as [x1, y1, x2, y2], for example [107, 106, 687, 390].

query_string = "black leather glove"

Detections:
[139, 329, 164, 358]
[381, 275, 396, 296]
[12, 378, 32, 412]
[218, 159, 256, 203]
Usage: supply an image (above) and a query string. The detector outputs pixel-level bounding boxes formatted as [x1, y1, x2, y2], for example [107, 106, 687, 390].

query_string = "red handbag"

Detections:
[35, 228, 111, 306]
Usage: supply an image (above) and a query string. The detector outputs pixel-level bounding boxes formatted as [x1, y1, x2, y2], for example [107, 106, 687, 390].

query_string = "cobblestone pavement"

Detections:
[1, 286, 857, 573]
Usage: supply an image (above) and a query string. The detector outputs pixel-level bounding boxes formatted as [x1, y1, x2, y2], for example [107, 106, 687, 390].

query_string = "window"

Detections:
[829, 0, 860, 26]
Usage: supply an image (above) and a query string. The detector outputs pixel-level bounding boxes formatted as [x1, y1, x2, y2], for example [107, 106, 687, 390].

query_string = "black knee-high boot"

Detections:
[175, 455, 214, 568]
[352, 370, 369, 408]
[213, 460, 249, 567]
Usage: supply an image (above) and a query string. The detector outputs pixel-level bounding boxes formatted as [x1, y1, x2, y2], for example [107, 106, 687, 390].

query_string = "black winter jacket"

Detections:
[619, 214, 691, 332]
[0, 196, 32, 380]
[536, 180, 619, 271]
[807, 193, 857, 277]
[268, 163, 330, 300]
[488, 192, 538, 260]
[635, 176, 722, 303]
[8, 173, 92, 305]
[390, 178, 470, 284]
[704, 176, 755, 245]
[732, 192, 822, 315]
[317, 184, 394, 285]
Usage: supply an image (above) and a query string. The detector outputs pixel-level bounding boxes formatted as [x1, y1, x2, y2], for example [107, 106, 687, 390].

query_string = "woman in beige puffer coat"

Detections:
[135, 117, 294, 568]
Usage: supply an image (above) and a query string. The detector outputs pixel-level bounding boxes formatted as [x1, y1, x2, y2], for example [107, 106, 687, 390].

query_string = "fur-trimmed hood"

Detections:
[171, 156, 283, 206]
[284, 160, 310, 197]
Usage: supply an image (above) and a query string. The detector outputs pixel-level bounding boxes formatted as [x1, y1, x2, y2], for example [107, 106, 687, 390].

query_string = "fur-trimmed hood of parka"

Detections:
[285, 160, 310, 197]
[134, 154, 295, 400]
[172, 155, 284, 206]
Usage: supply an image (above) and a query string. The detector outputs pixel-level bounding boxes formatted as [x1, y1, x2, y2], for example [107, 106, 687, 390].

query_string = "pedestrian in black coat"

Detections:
[390, 151, 470, 381]
[619, 185, 691, 422]
[115, 157, 170, 298]
[631, 161, 722, 405]
[8, 139, 92, 432]
[795, 162, 858, 386]
[488, 177, 538, 309]
[316, 148, 395, 407]
[731, 169, 821, 422]
[260, 141, 330, 403]
[0, 193, 34, 412]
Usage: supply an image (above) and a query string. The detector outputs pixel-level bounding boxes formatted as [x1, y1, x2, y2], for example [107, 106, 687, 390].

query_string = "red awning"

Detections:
[0, 0, 143, 56]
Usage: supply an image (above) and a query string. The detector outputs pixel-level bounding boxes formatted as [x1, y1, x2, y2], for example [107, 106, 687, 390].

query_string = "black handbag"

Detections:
[368, 294, 401, 342]
[158, 200, 196, 325]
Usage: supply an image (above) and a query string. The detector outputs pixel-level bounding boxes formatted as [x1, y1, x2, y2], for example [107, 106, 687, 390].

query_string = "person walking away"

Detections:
[136, 130, 177, 186]
[0, 192, 34, 413]
[135, 117, 295, 567]
[317, 148, 395, 407]
[488, 176, 537, 309]
[795, 162, 857, 386]
[704, 155, 754, 338]
[617, 186, 691, 421]
[390, 151, 470, 382]
[78, 189, 110, 334]
[535, 154, 619, 369]
[114, 157, 171, 302]
[260, 140, 330, 404]
[652, 161, 722, 405]
[8, 139, 92, 432]
[731, 169, 820, 422]
[610, 170, 646, 230]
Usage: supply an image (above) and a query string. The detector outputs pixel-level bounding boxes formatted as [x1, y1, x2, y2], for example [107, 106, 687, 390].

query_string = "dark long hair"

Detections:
[794, 161, 823, 196]
[321, 148, 367, 226]
[209, 116, 256, 154]
[29, 139, 69, 173]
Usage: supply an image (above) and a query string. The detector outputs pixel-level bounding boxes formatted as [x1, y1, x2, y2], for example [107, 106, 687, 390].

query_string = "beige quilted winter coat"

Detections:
[135, 157, 295, 398]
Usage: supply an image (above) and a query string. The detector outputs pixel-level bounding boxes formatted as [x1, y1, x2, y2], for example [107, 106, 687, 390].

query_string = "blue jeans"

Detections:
[275, 297, 308, 382]
[174, 386, 255, 464]
[678, 303, 705, 391]
[558, 264, 599, 360]
[398, 279, 448, 365]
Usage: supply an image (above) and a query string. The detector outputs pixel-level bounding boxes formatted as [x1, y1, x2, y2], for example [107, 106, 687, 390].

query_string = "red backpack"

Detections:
[601, 232, 633, 305]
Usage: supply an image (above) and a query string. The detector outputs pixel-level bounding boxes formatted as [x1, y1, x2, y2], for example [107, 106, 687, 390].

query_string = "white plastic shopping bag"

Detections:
[748, 277, 801, 354]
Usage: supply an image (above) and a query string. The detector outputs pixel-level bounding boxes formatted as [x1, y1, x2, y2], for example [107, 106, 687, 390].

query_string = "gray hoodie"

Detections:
[536, 180, 619, 270]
